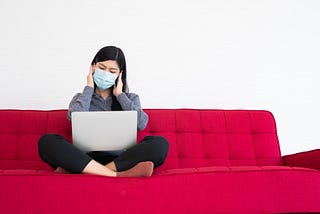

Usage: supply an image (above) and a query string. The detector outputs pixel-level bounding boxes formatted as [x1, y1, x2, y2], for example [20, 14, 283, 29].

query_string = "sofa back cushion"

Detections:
[0, 109, 283, 170]
[139, 109, 283, 170]
[0, 110, 71, 170]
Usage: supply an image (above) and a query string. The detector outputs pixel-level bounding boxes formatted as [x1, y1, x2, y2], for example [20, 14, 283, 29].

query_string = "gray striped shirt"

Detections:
[67, 86, 148, 130]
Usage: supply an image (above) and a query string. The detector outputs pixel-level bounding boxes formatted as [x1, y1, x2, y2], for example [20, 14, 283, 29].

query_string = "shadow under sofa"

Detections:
[0, 109, 319, 214]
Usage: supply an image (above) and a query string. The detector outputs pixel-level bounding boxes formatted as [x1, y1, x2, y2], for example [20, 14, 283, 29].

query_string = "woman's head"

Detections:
[91, 46, 128, 93]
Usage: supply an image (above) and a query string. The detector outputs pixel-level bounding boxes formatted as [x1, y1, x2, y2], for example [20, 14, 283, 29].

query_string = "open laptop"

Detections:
[71, 111, 137, 152]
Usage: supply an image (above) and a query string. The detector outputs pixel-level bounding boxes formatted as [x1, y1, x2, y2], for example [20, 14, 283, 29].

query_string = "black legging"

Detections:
[38, 134, 169, 174]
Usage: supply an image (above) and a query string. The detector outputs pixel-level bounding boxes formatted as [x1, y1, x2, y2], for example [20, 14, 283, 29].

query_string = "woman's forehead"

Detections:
[97, 60, 119, 68]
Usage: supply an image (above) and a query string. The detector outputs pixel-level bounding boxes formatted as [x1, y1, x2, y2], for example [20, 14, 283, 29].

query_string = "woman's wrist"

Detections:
[87, 83, 94, 88]
[115, 92, 123, 97]
[83, 86, 95, 95]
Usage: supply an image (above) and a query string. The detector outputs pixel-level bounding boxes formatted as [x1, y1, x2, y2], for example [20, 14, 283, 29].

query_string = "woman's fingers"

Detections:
[118, 72, 123, 84]
[113, 72, 123, 96]
[89, 65, 95, 75]
[87, 65, 95, 88]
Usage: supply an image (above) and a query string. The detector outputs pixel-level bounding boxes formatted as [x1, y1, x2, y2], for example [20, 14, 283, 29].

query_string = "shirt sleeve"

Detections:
[67, 86, 94, 120]
[116, 93, 149, 130]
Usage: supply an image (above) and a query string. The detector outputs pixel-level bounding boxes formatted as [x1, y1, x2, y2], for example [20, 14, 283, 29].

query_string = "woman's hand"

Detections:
[113, 72, 123, 96]
[87, 65, 95, 88]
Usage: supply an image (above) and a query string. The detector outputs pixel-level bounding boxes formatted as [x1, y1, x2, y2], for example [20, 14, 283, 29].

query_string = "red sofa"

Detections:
[0, 109, 319, 213]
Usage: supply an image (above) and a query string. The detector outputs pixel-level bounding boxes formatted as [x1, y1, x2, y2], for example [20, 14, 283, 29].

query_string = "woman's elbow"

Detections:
[138, 124, 146, 131]
[137, 115, 148, 130]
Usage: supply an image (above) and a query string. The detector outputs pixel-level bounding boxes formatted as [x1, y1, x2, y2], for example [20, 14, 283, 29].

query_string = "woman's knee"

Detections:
[155, 136, 169, 154]
[38, 134, 63, 154]
[143, 136, 169, 162]
[144, 135, 168, 149]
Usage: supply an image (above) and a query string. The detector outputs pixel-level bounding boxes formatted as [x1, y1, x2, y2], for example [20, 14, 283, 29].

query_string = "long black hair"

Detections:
[91, 46, 128, 111]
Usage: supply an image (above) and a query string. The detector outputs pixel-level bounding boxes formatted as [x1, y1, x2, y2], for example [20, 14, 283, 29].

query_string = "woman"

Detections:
[38, 46, 169, 177]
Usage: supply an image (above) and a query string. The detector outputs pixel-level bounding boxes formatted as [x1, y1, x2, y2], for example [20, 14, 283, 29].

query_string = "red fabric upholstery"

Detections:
[140, 109, 284, 172]
[0, 109, 319, 213]
[0, 110, 71, 170]
[283, 149, 320, 171]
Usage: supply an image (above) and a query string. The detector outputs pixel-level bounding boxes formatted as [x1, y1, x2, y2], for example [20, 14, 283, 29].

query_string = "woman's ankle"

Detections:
[82, 160, 117, 177]
[105, 161, 117, 172]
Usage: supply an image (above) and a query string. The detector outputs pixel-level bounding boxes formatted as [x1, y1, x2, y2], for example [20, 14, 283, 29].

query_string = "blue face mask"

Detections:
[93, 68, 118, 91]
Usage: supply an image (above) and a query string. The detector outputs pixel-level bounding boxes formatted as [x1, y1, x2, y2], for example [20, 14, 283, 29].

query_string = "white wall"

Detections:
[1, 0, 319, 155]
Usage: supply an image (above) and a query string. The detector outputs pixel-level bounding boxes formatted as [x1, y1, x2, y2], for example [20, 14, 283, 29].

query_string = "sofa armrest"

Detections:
[282, 149, 320, 170]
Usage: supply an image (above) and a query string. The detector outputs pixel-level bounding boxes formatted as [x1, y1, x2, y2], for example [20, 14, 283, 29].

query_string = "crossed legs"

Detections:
[38, 134, 168, 177]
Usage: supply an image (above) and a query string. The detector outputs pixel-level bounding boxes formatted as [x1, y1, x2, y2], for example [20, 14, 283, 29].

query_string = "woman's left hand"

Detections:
[113, 72, 123, 96]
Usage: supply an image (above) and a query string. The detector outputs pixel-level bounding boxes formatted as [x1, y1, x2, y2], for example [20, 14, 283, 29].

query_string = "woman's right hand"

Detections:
[87, 65, 95, 88]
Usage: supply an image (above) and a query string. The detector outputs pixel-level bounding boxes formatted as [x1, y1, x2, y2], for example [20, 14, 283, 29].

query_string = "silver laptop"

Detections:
[71, 111, 137, 152]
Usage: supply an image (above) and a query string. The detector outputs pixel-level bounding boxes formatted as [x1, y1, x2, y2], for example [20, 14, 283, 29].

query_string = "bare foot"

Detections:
[117, 161, 154, 177]
[55, 167, 71, 174]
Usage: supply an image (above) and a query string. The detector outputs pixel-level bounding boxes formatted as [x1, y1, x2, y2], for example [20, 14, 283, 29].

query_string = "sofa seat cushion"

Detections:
[1, 166, 317, 177]
[0, 160, 54, 170]
[153, 165, 319, 175]
[0, 169, 55, 175]
[1, 166, 319, 214]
